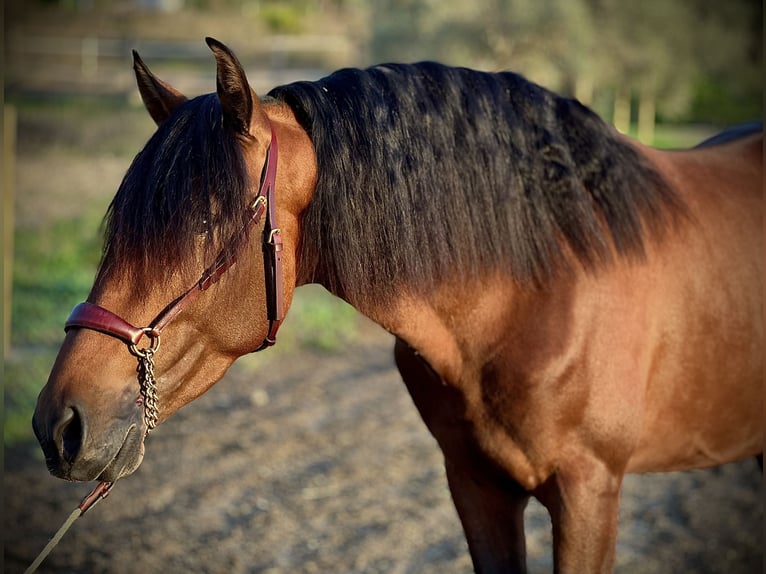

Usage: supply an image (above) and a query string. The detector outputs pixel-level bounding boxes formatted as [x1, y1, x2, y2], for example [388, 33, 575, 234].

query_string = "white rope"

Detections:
[23, 507, 81, 574]
[23, 481, 113, 574]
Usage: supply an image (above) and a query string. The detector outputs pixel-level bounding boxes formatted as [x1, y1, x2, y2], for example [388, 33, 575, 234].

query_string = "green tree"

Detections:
[368, 0, 762, 135]
[685, 0, 762, 124]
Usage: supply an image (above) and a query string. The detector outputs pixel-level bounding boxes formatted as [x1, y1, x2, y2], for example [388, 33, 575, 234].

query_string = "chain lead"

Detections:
[137, 350, 159, 432]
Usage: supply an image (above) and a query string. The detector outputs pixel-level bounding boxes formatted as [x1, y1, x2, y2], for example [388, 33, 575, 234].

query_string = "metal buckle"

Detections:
[250, 195, 267, 212]
[267, 228, 281, 244]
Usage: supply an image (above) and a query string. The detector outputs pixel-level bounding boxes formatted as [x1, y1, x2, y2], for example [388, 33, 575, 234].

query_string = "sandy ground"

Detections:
[4, 322, 763, 574]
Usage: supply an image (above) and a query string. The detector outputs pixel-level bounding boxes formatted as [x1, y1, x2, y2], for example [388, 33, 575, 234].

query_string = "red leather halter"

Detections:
[65, 124, 284, 355]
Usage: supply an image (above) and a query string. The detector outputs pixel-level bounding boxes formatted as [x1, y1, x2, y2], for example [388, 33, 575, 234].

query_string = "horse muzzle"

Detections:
[32, 391, 147, 482]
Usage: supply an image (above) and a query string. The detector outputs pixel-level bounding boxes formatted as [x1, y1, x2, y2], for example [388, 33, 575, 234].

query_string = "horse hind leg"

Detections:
[394, 338, 529, 573]
[757, 454, 763, 471]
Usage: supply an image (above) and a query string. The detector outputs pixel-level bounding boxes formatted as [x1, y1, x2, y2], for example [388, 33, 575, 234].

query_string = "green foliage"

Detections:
[689, 75, 763, 125]
[4, 350, 58, 447]
[278, 285, 361, 353]
[369, 0, 762, 125]
[12, 215, 103, 346]
[259, 2, 308, 34]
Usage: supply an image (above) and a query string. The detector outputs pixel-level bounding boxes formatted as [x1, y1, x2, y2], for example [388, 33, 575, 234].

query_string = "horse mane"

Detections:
[98, 93, 251, 291]
[98, 63, 685, 306]
[269, 62, 685, 305]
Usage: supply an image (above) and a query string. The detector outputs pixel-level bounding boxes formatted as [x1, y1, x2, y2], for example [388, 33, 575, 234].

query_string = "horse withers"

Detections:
[33, 38, 763, 572]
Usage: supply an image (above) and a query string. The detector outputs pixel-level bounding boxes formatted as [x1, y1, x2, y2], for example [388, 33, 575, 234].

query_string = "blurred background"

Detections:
[2, 1, 763, 573]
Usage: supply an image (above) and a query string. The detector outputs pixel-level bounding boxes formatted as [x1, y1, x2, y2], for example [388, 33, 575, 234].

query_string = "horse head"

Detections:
[32, 38, 314, 483]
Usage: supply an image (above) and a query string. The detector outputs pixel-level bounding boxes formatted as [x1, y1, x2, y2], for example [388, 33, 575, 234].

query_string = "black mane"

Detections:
[99, 94, 251, 290]
[100, 62, 684, 305]
[270, 62, 684, 304]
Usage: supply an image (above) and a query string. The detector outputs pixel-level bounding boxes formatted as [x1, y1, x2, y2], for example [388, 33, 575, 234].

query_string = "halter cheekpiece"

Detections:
[64, 123, 284, 431]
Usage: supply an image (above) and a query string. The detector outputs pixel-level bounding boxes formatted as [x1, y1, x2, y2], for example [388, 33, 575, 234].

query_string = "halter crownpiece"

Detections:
[64, 123, 283, 430]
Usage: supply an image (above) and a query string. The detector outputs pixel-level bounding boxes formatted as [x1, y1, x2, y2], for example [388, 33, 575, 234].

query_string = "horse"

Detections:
[32, 38, 763, 573]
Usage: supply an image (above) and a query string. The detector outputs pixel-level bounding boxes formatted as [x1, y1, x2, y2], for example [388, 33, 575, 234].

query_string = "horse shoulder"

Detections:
[386, 275, 648, 489]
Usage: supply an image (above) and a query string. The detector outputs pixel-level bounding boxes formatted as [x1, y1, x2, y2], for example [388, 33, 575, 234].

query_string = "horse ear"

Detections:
[132, 50, 187, 126]
[205, 37, 270, 139]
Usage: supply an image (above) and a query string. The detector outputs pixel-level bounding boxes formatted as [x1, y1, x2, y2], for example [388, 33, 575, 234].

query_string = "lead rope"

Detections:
[23, 481, 114, 574]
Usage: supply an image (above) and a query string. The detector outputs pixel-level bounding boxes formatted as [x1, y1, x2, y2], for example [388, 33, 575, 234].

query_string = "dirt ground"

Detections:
[4, 321, 763, 573]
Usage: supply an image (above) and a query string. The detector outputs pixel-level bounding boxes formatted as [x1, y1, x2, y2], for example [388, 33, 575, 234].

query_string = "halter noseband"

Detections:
[64, 124, 284, 428]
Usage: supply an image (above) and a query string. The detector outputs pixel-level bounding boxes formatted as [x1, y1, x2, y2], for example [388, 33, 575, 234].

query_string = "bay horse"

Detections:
[32, 38, 762, 573]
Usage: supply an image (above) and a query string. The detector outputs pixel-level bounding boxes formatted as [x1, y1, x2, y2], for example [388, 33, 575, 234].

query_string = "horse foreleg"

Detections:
[535, 456, 623, 574]
[445, 456, 530, 573]
[394, 338, 529, 573]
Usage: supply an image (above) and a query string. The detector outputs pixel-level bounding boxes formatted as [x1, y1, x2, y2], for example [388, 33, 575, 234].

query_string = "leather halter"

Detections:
[65, 123, 284, 355]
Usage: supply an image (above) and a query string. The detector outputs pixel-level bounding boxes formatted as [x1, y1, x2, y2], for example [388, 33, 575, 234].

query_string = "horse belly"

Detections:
[628, 362, 762, 473]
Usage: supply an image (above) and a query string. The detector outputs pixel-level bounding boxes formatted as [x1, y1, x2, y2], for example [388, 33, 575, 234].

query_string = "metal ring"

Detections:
[129, 328, 161, 358]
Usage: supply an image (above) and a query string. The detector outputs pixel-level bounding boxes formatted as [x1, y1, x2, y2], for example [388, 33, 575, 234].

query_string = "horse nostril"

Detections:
[55, 407, 84, 464]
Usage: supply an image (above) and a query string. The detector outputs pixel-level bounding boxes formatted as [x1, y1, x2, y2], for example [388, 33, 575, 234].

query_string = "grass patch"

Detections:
[624, 123, 717, 149]
[11, 214, 103, 346]
[234, 285, 364, 377]
[4, 350, 59, 447]
[278, 284, 361, 353]
[650, 124, 718, 149]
